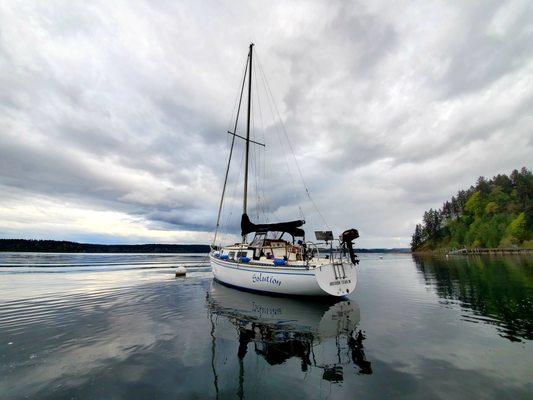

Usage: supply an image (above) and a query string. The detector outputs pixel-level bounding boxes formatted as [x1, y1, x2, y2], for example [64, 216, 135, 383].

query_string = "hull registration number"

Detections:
[330, 279, 351, 286]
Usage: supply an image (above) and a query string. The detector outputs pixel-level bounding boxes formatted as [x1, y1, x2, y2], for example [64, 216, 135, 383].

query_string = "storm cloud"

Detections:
[0, 0, 532, 247]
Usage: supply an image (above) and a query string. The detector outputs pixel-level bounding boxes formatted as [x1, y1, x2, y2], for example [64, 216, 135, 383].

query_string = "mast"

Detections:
[243, 43, 253, 243]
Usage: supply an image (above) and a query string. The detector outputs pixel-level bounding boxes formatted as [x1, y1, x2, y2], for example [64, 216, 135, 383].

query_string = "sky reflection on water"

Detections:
[0, 253, 531, 399]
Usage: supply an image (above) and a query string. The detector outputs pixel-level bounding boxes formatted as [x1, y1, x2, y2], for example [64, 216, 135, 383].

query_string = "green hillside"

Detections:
[411, 168, 532, 251]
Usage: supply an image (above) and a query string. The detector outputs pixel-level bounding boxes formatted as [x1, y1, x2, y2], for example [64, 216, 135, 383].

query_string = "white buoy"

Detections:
[379, 256, 383, 259]
[175, 266, 187, 277]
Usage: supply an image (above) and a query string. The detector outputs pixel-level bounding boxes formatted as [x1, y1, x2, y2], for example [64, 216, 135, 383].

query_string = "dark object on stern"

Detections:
[341, 228, 360, 265]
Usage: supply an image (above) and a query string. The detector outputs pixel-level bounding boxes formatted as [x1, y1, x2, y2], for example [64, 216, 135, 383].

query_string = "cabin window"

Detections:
[228, 251, 235, 259]
[250, 234, 265, 248]
[239, 251, 251, 259]
[266, 231, 282, 240]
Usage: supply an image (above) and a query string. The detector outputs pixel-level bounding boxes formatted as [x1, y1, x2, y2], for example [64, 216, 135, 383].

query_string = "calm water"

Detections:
[0, 253, 531, 399]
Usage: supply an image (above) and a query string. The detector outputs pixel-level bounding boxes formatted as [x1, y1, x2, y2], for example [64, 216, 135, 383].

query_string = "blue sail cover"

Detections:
[241, 213, 305, 237]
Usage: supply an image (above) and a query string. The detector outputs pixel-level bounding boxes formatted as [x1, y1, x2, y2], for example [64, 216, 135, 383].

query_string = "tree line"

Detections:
[411, 167, 532, 251]
[0, 239, 210, 253]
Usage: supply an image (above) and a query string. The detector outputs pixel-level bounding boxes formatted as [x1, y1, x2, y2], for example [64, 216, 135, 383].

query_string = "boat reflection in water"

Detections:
[206, 281, 371, 397]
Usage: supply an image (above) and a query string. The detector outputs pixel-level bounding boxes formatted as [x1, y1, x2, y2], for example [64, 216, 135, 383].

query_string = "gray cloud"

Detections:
[0, 0, 532, 246]
[437, 1, 533, 98]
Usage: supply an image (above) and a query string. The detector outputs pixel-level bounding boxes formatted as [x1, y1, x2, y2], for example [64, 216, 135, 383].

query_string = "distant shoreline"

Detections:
[0, 239, 410, 254]
[0, 239, 210, 254]
[413, 248, 533, 255]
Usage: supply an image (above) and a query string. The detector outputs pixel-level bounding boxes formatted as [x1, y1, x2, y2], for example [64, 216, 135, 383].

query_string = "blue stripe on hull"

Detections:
[210, 256, 314, 276]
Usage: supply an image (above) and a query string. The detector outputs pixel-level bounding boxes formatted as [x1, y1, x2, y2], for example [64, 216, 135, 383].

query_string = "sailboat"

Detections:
[209, 43, 360, 297]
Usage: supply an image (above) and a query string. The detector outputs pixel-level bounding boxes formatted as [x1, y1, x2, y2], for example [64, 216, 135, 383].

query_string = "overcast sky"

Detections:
[1, 0, 532, 247]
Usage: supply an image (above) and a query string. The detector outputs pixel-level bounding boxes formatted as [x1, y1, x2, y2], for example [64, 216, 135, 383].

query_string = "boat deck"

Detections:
[209, 252, 335, 270]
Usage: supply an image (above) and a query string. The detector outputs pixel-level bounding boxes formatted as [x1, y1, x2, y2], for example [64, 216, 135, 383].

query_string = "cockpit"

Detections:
[249, 232, 304, 262]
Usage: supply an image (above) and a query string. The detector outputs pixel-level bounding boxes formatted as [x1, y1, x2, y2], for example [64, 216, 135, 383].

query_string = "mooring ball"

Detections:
[175, 266, 187, 277]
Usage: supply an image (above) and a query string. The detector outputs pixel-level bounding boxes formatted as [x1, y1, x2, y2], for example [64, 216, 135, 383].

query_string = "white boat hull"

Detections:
[209, 254, 357, 297]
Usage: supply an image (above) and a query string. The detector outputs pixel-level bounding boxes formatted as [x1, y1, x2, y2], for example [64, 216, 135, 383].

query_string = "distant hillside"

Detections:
[0, 239, 210, 253]
[411, 167, 532, 251]
[0, 239, 408, 254]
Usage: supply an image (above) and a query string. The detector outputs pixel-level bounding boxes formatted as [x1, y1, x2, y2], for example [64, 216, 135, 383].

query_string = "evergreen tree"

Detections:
[412, 168, 532, 250]
[411, 224, 423, 250]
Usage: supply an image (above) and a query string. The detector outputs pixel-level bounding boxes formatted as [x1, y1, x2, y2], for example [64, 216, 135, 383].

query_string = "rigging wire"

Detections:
[251, 55, 267, 222]
[226, 53, 250, 136]
[254, 54, 302, 216]
[250, 74, 260, 221]
[258, 68, 270, 223]
[213, 53, 250, 245]
[255, 50, 330, 229]
[219, 138, 245, 246]
[250, 53, 270, 222]
[254, 52, 307, 224]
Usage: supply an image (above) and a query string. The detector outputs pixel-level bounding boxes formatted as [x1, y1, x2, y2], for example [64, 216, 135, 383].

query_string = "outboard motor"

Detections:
[341, 229, 359, 265]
